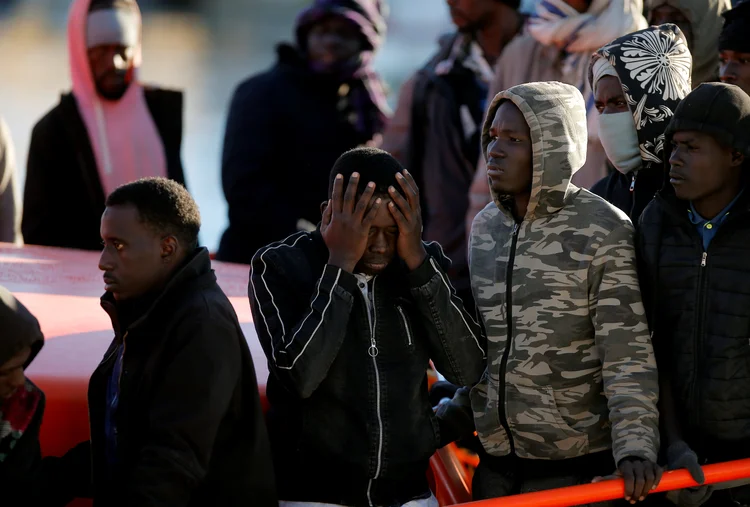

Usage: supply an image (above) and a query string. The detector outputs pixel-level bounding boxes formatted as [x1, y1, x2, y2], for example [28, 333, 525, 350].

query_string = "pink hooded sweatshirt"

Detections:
[68, 0, 167, 197]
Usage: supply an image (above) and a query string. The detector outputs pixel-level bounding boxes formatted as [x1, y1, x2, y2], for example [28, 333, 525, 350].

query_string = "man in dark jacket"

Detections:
[637, 83, 750, 506]
[590, 24, 693, 224]
[22, 0, 185, 252]
[217, 0, 390, 265]
[249, 147, 485, 506]
[719, 0, 750, 96]
[381, 0, 523, 312]
[60, 177, 275, 506]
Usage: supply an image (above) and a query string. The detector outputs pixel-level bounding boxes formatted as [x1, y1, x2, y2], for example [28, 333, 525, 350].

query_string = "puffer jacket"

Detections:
[469, 82, 660, 465]
[637, 182, 750, 462]
[589, 24, 693, 223]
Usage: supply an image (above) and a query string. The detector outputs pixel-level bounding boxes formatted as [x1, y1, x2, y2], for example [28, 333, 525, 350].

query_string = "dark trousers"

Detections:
[472, 450, 623, 506]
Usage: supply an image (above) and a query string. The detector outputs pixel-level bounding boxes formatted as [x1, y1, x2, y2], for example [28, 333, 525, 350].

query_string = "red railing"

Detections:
[448, 459, 750, 507]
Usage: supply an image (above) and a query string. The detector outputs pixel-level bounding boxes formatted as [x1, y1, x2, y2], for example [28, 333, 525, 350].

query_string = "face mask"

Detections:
[598, 111, 642, 175]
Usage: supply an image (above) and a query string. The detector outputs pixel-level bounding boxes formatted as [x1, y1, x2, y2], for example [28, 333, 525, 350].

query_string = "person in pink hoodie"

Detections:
[22, 0, 186, 252]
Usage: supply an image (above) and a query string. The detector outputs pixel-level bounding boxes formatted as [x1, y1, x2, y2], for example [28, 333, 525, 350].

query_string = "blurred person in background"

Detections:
[22, 0, 186, 252]
[0, 117, 21, 244]
[646, 0, 730, 87]
[216, 0, 390, 265]
[466, 0, 648, 231]
[380, 0, 523, 314]
[589, 24, 692, 223]
[719, 0, 750, 96]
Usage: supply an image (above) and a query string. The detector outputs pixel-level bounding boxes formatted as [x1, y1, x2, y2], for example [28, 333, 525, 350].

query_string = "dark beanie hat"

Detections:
[665, 82, 750, 157]
[328, 147, 406, 198]
[719, 0, 750, 53]
[296, 0, 387, 52]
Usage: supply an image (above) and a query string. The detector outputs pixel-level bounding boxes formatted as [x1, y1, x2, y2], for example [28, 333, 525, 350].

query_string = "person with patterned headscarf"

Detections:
[217, 0, 391, 265]
[647, 0, 730, 87]
[589, 24, 693, 223]
[465, 0, 647, 236]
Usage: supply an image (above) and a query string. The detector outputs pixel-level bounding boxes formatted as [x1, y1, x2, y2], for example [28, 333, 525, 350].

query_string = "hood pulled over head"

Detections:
[481, 81, 587, 220]
[0, 285, 43, 369]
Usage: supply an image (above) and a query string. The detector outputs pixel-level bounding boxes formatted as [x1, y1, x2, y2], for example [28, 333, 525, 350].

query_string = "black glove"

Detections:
[666, 441, 712, 507]
[667, 441, 705, 484]
[435, 386, 474, 447]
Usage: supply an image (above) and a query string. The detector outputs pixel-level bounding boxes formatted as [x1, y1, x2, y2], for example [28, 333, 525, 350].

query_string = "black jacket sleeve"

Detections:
[249, 248, 360, 399]
[119, 317, 242, 507]
[218, 76, 298, 263]
[408, 242, 486, 387]
[22, 119, 58, 247]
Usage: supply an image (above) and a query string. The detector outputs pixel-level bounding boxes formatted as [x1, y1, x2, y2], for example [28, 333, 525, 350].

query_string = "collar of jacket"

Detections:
[656, 178, 750, 225]
[100, 247, 214, 337]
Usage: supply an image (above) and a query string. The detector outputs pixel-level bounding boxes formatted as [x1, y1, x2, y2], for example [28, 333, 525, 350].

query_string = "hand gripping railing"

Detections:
[452, 458, 750, 507]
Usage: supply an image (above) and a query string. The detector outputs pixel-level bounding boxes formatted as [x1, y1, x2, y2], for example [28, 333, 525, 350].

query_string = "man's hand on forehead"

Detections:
[321, 172, 382, 273]
[388, 170, 427, 271]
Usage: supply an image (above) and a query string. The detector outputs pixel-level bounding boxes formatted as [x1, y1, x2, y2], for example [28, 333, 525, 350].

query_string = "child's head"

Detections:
[0, 286, 43, 401]
[666, 83, 750, 203]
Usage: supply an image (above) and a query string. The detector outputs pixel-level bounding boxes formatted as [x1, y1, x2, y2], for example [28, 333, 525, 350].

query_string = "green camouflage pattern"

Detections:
[469, 82, 659, 464]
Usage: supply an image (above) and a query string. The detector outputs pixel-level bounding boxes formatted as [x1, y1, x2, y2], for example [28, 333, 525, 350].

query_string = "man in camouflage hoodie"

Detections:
[469, 81, 662, 504]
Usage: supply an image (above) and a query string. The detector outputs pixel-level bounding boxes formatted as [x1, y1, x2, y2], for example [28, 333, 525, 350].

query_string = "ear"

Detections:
[160, 235, 179, 263]
[731, 151, 745, 169]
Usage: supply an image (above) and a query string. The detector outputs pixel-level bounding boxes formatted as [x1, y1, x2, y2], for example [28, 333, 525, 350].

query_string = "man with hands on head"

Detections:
[249, 147, 485, 507]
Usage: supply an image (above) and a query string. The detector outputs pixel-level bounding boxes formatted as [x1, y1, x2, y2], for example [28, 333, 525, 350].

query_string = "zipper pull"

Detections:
[512, 223, 520, 235]
[630, 173, 637, 192]
[368, 338, 379, 358]
[701, 252, 707, 267]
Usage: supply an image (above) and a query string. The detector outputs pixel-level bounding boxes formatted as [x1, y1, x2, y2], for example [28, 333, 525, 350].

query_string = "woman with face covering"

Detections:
[589, 24, 693, 223]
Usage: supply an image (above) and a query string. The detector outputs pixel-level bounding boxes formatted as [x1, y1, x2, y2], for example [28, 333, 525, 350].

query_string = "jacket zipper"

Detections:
[630, 171, 638, 192]
[111, 332, 129, 450]
[117, 331, 129, 389]
[397, 306, 413, 346]
[690, 251, 708, 430]
[89, 336, 123, 490]
[498, 222, 520, 455]
[366, 278, 383, 507]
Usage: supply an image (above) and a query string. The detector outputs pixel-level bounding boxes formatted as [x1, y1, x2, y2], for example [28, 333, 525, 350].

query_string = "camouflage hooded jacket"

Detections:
[468, 81, 659, 464]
